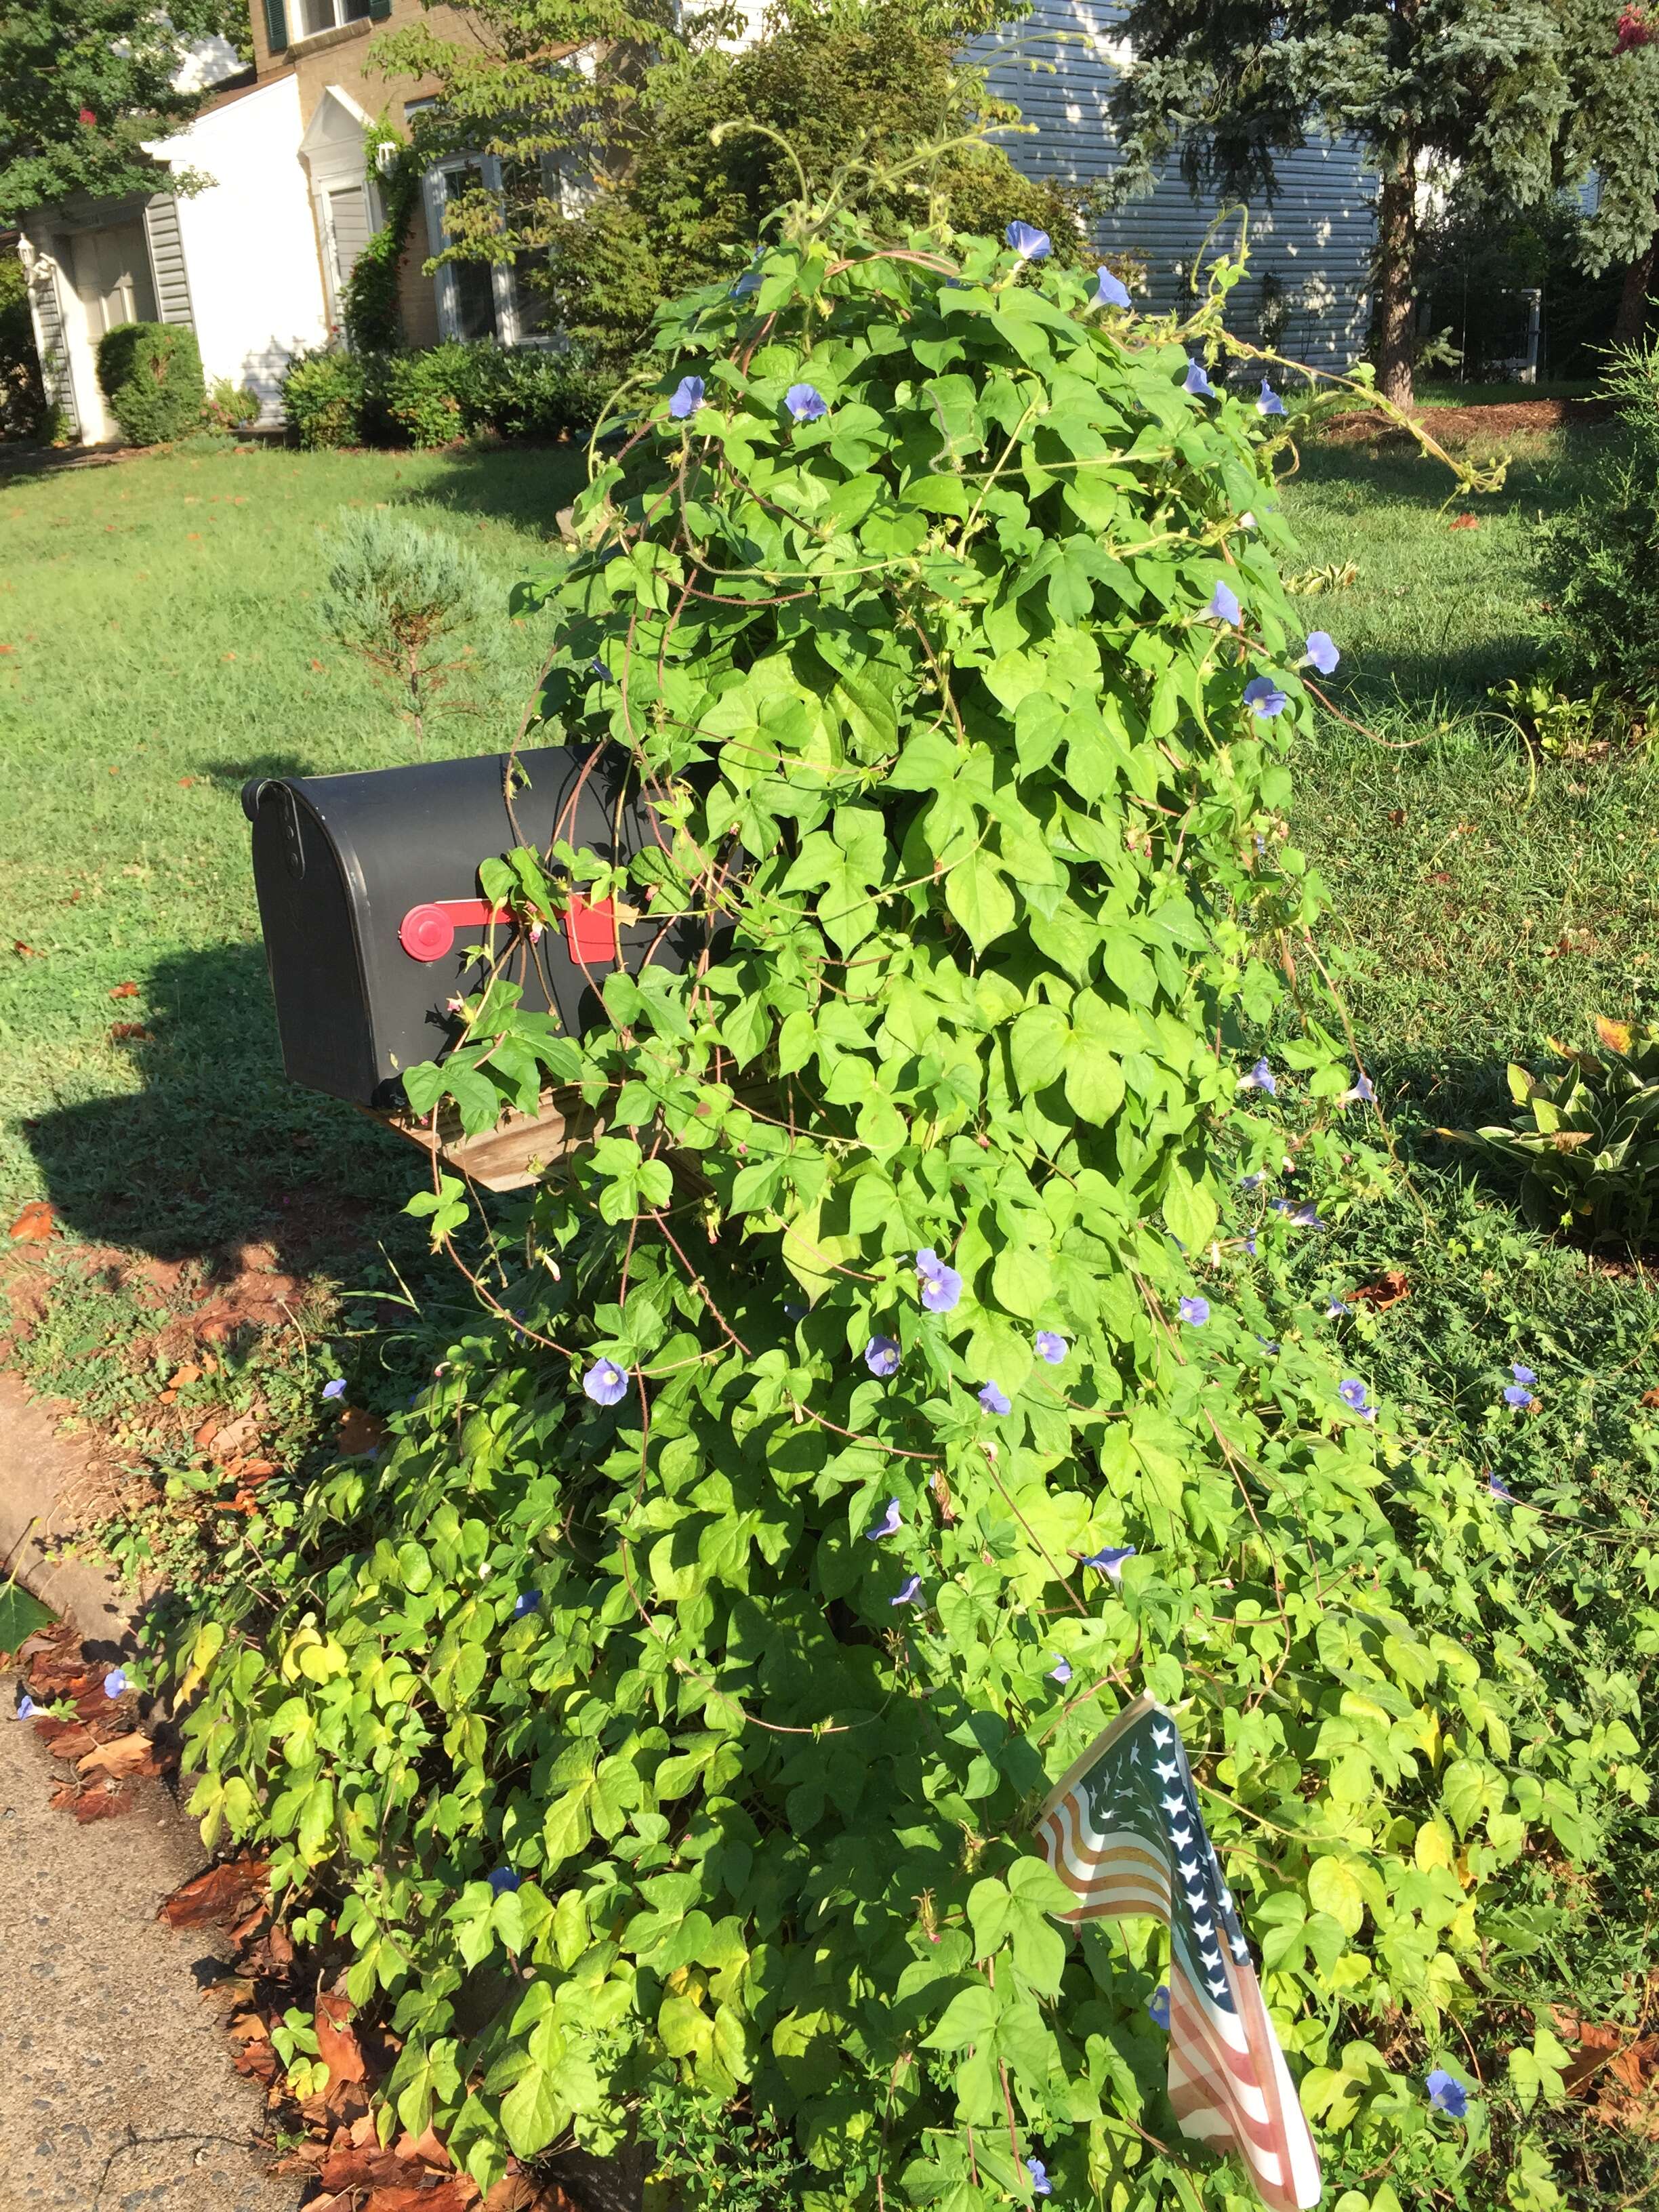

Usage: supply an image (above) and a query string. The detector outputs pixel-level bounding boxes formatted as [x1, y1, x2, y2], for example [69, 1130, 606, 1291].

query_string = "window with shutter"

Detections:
[263, 0, 287, 50]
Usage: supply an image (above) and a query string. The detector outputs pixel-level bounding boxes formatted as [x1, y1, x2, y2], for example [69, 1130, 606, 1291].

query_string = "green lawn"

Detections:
[0, 441, 583, 1255]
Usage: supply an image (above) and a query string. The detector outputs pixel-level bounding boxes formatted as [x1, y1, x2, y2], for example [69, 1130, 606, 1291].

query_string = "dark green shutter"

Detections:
[263, 0, 287, 49]
[368, 0, 392, 19]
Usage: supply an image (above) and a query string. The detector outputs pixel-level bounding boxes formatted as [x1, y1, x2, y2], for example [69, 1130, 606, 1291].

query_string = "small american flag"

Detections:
[1036, 1693, 1322, 2211]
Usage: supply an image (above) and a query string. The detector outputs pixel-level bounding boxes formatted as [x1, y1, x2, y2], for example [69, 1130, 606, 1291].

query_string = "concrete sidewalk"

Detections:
[0, 1377, 300, 2212]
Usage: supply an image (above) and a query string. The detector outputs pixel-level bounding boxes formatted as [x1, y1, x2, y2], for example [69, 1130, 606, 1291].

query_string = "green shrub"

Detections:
[178, 203, 1580, 2211]
[1535, 341, 1659, 706]
[280, 348, 368, 450]
[319, 505, 504, 741]
[94, 319, 205, 446]
[204, 374, 262, 432]
[1448, 1016, 1659, 1246]
[481, 345, 611, 440]
[383, 338, 493, 447]
[0, 246, 49, 442]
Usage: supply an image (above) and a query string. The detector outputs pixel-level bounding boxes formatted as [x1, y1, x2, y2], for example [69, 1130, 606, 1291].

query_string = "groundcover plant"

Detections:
[176, 194, 1597, 2210]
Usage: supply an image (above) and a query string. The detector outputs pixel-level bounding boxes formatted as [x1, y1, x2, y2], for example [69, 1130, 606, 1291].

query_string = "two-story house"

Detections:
[16, 0, 541, 442]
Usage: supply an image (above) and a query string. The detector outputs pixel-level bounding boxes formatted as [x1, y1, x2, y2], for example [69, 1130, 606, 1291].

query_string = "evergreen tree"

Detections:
[0, 0, 245, 218]
[1100, 0, 1571, 406]
[1552, 0, 1659, 342]
[372, 0, 1086, 363]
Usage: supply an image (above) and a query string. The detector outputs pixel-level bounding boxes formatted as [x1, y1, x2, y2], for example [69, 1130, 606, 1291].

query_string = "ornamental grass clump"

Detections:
[177, 194, 1589, 2209]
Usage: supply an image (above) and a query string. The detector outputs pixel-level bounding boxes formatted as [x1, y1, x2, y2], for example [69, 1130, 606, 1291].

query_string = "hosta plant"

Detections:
[1450, 1016, 1659, 1248]
[174, 188, 1595, 2212]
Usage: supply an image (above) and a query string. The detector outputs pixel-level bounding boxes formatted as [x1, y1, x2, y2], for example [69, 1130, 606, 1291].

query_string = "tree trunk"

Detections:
[1614, 207, 1659, 348]
[1374, 157, 1418, 411]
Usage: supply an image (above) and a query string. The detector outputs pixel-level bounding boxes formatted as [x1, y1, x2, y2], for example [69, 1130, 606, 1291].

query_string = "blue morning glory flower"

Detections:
[916, 1248, 962, 1313]
[1178, 1296, 1210, 1326]
[668, 375, 704, 419]
[867, 1497, 902, 1541]
[1271, 1199, 1326, 1229]
[1256, 1334, 1279, 1353]
[978, 1380, 1012, 1416]
[865, 1335, 901, 1377]
[488, 1866, 520, 1896]
[785, 384, 827, 423]
[1240, 1170, 1263, 1190]
[731, 267, 762, 298]
[1085, 1546, 1136, 1582]
[892, 1574, 923, 1606]
[322, 1377, 346, 1401]
[1034, 1330, 1067, 1365]
[1206, 581, 1241, 625]
[1006, 221, 1052, 261]
[513, 1590, 541, 1618]
[1244, 676, 1288, 718]
[1023, 2158, 1052, 2198]
[1488, 1473, 1514, 1501]
[583, 1358, 628, 1407]
[1094, 266, 1130, 308]
[1244, 1235, 1258, 1256]
[1338, 1378, 1372, 1415]
[1240, 1057, 1277, 1097]
[103, 1669, 127, 1699]
[1504, 1384, 1535, 1409]
[1183, 356, 1216, 398]
[1148, 1984, 1172, 2030]
[16, 1695, 36, 1719]
[1512, 1363, 1536, 1385]
[1048, 1658, 1072, 1683]
[1304, 631, 1340, 676]
[1338, 1071, 1374, 1107]
[1256, 378, 1287, 417]
[1426, 2068, 1468, 2119]
[1326, 1296, 1351, 1319]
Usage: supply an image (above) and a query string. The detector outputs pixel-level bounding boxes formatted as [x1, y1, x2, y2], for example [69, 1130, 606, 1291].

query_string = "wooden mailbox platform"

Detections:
[373, 1087, 602, 1194]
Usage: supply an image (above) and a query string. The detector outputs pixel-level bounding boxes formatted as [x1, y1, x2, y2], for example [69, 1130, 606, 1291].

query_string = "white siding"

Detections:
[24, 254, 79, 438]
[981, 0, 1376, 372]
[145, 75, 329, 419]
[142, 194, 196, 327]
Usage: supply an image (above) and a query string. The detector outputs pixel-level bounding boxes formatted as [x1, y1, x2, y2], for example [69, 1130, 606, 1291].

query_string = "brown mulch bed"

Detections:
[1321, 396, 1615, 446]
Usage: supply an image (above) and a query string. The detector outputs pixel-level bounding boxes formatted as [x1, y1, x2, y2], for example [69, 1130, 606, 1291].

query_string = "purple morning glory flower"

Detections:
[978, 1380, 1012, 1416]
[1256, 1334, 1279, 1353]
[1085, 1546, 1136, 1582]
[1244, 1235, 1258, 1256]
[1006, 221, 1052, 261]
[1256, 378, 1287, 417]
[1504, 1384, 1535, 1409]
[1034, 1330, 1067, 1365]
[1326, 1296, 1351, 1319]
[1338, 1071, 1375, 1106]
[1305, 631, 1340, 676]
[1512, 1363, 1536, 1385]
[1426, 2068, 1468, 2119]
[668, 375, 704, 419]
[1178, 1296, 1210, 1326]
[103, 1669, 127, 1699]
[916, 1248, 962, 1313]
[1488, 1473, 1515, 1501]
[1023, 2158, 1052, 2198]
[321, 1377, 346, 1401]
[513, 1590, 541, 1618]
[891, 1574, 923, 1607]
[1183, 356, 1215, 398]
[1094, 266, 1130, 308]
[1244, 676, 1289, 718]
[16, 1695, 36, 1719]
[583, 1357, 629, 1406]
[1148, 1984, 1172, 2030]
[1240, 1058, 1276, 1096]
[1338, 1378, 1372, 1416]
[1048, 1658, 1072, 1683]
[867, 1497, 902, 1541]
[1272, 1199, 1326, 1229]
[1240, 1170, 1263, 1190]
[1205, 581, 1241, 625]
[785, 384, 827, 423]
[865, 1335, 901, 1377]
[488, 1866, 520, 1896]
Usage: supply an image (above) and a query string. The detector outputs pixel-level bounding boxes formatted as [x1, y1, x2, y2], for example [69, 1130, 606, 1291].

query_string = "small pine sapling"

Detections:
[319, 507, 504, 745]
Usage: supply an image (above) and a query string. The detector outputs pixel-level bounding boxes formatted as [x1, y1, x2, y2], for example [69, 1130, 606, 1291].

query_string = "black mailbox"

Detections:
[243, 744, 700, 1110]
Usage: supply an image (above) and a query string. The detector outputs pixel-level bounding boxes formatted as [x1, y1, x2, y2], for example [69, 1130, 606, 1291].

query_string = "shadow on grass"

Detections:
[394, 444, 590, 539]
[197, 753, 318, 792]
[21, 940, 420, 1267]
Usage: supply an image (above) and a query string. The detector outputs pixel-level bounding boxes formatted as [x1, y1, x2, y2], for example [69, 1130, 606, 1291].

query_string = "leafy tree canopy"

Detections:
[1100, 0, 1573, 403]
[373, 0, 1089, 363]
[0, 0, 246, 220]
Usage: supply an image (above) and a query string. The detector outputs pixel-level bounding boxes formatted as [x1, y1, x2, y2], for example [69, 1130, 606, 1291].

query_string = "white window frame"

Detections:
[293, 0, 370, 39]
[422, 154, 527, 346]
